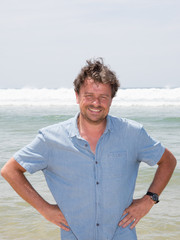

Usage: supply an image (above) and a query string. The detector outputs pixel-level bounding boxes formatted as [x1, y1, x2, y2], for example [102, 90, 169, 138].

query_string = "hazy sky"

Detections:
[0, 0, 179, 89]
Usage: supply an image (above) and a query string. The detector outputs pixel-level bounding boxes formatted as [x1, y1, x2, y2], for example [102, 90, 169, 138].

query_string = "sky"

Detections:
[0, 0, 179, 89]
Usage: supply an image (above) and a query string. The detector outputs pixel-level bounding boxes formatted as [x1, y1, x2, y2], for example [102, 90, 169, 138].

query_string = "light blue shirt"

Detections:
[14, 114, 165, 240]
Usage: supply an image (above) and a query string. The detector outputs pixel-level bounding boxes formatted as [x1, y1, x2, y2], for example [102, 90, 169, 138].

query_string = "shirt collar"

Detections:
[69, 113, 112, 138]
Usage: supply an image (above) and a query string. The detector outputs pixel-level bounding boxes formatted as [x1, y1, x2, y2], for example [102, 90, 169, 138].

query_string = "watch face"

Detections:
[152, 194, 158, 202]
[146, 192, 159, 203]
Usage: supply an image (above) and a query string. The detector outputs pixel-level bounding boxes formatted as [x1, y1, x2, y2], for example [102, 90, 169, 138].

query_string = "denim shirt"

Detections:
[14, 114, 165, 240]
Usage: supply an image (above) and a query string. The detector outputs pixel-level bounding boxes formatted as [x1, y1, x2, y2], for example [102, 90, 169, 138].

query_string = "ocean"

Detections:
[0, 88, 180, 240]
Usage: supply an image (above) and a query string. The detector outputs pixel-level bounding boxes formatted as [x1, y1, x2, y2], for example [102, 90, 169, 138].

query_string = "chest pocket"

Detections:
[103, 151, 127, 178]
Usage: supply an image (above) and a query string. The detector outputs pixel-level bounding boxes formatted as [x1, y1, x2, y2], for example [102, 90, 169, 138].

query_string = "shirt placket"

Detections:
[93, 155, 101, 240]
[94, 137, 104, 240]
[83, 139, 102, 240]
[74, 133, 106, 240]
[83, 141, 101, 240]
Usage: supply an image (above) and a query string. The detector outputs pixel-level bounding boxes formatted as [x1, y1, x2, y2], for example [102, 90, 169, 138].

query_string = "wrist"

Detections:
[146, 191, 159, 204]
[35, 200, 51, 215]
[143, 194, 155, 205]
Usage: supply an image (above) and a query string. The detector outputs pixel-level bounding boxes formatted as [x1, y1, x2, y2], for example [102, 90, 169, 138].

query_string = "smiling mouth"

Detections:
[88, 107, 102, 113]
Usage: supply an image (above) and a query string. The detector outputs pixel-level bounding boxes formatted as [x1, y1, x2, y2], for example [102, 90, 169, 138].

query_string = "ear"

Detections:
[75, 91, 80, 104]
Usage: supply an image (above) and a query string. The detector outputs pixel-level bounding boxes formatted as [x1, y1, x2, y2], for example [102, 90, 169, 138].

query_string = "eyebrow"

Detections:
[84, 92, 110, 97]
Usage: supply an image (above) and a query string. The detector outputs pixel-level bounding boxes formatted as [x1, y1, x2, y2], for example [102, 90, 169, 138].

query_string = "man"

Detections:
[1, 58, 176, 240]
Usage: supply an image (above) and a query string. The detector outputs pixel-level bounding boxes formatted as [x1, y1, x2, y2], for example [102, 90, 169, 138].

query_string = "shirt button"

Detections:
[96, 181, 99, 185]
[85, 143, 88, 147]
[96, 223, 100, 226]
[95, 161, 98, 164]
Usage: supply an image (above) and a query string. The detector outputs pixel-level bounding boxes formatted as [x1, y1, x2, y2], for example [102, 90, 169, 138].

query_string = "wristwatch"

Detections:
[146, 191, 159, 204]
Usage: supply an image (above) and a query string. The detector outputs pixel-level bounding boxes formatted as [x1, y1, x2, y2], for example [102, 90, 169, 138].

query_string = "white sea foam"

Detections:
[0, 88, 180, 106]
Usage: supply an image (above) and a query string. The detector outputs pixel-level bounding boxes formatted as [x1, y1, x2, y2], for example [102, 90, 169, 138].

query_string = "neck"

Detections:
[78, 114, 107, 137]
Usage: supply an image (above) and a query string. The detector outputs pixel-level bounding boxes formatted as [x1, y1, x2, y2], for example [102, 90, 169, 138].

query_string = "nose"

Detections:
[92, 97, 101, 105]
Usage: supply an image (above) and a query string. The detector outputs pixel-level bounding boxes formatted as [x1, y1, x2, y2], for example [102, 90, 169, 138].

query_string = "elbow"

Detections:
[165, 148, 177, 171]
[168, 149, 177, 170]
[1, 163, 11, 181]
[172, 155, 177, 170]
[1, 161, 19, 184]
[158, 148, 177, 172]
[1, 158, 18, 181]
[1, 165, 8, 179]
[1, 158, 26, 182]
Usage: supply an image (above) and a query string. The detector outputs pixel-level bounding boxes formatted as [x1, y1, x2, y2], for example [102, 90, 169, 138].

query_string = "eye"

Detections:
[85, 94, 93, 100]
[100, 96, 108, 101]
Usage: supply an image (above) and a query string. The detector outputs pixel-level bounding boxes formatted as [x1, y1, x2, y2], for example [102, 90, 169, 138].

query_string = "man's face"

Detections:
[76, 78, 112, 125]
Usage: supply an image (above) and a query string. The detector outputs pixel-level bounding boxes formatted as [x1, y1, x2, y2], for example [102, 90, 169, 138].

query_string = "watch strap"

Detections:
[146, 191, 159, 204]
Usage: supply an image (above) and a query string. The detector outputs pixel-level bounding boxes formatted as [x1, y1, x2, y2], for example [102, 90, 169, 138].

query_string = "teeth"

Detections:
[89, 108, 101, 112]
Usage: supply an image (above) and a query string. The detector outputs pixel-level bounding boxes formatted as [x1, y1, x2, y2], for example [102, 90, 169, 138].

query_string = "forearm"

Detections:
[119, 148, 176, 229]
[1, 158, 70, 230]
[147, 148, 177, 195]
[1, 158, 49, 215]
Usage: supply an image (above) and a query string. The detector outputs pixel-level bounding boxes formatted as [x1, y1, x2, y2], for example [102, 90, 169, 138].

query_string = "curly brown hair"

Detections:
[73, 58, 120, 98]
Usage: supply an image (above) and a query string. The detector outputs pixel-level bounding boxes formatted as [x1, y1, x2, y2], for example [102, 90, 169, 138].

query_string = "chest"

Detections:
[80, 134, 101, 154]
[47, 131, 138, 180]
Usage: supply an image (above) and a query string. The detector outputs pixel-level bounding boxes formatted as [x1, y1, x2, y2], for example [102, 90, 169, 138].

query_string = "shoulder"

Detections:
[39, 116, 74, 139]
[109, 115, 143, 131]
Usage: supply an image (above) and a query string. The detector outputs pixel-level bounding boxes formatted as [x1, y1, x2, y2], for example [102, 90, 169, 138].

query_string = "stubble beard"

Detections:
[80, 106, 108, 125]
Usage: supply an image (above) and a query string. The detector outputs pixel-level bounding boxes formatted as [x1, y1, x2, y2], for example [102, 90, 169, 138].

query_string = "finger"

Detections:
[122, 209, 128, 216]
[59, 223, 70, 231]
[59, 212, 69, 226]
[59, 216, 70, 228]
[123, 216, 135, 228]
[130, 218, 139, 229]
[119, 216, 135, 228]
[118, 214, 131, 227]
[60, 216, 69, 226]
